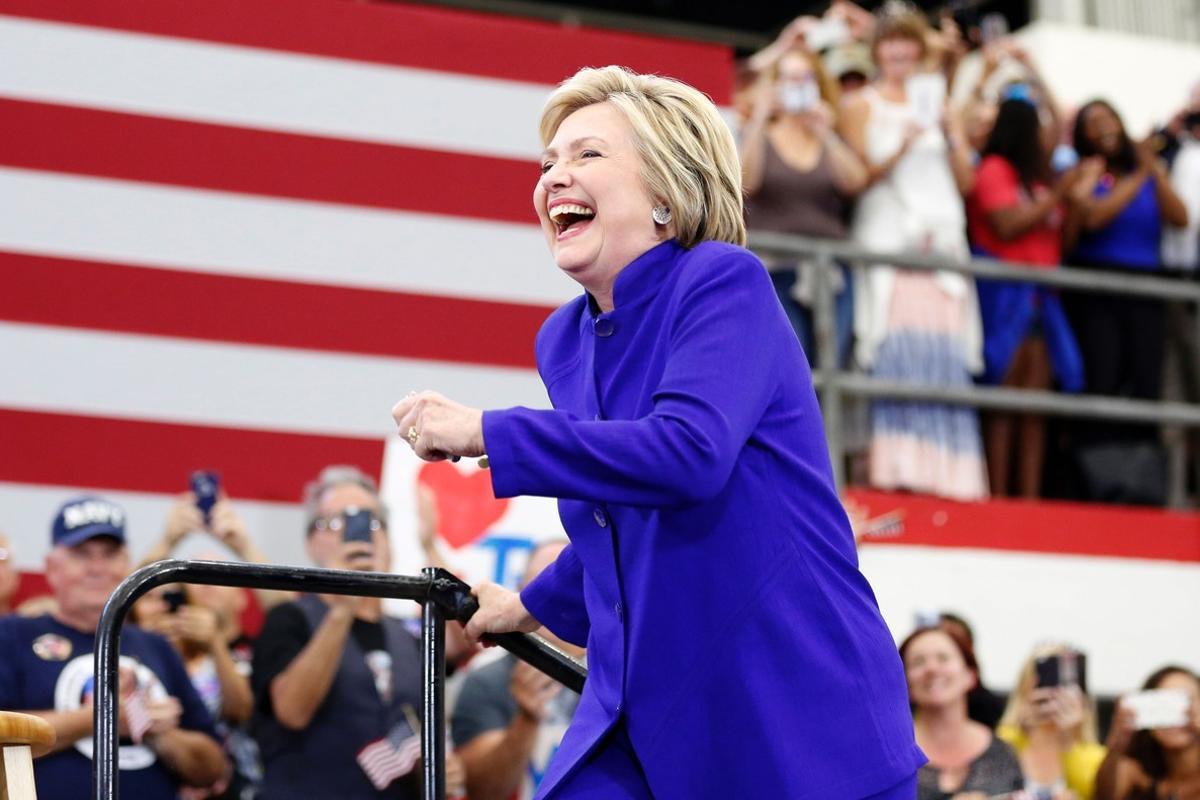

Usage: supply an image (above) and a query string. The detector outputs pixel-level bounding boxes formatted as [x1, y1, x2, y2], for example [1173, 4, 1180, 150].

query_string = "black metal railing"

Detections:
[92, 559, 587, 800]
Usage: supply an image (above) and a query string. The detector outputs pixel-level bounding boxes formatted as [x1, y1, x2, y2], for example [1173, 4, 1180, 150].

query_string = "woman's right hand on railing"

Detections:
[463, 581, 539, 645]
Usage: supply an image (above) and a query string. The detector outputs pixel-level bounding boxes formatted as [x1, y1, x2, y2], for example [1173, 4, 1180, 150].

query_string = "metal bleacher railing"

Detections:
[92, 560, 588, 800]
[747, 230, 1200, 509]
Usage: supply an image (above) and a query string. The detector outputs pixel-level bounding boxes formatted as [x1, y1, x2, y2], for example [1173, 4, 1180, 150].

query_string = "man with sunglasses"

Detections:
[251, 465, 427, 799]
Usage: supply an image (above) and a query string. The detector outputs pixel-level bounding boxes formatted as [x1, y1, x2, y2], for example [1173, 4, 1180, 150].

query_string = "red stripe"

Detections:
[0, 99, 539, 226]
[0, 0, 732, 104]
[847, 489, 1200, 563]
[0, 408, 384, 502]
[0, 251, 549, 368]
[11, 572, 52, 610]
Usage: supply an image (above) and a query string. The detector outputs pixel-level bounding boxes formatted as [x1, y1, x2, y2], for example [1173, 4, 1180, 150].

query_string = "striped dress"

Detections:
[851, 85, 988, 501]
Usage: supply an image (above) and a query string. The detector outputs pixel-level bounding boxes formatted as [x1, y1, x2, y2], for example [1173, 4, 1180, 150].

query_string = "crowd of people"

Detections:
[736, 0, 1200, 506]
[0, 478, 580, 799]
[1, 3, 1198, 799]
[1, 487, 1197, 800]
[900, 620, 1200, 800]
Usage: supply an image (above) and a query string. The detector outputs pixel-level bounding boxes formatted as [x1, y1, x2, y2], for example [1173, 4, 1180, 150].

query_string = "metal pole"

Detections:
[422, 567, 446, 800]
[93, 561, 587, 800]
[1190, 292, 1200, 506]
[812, 248, 844, 490]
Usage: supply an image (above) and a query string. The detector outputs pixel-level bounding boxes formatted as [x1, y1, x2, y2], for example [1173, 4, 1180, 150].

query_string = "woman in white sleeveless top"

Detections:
[838, 8, 988, 501]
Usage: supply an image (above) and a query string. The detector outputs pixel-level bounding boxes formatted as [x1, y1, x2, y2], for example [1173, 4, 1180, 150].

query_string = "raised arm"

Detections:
[739, 73, 779, 196]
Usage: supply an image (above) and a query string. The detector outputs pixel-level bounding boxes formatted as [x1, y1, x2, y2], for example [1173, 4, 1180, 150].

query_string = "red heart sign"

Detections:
[416, 461, 510, 549]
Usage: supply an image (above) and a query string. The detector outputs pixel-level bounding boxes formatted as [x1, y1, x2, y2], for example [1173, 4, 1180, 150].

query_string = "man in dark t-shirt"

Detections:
[451, 540, 582, 800]
[251, 466, 425, 799]
[0, 495, 224, 799]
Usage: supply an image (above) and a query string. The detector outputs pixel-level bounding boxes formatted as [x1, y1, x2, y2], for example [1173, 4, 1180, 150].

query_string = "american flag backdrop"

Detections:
[0, 0, 733, 579]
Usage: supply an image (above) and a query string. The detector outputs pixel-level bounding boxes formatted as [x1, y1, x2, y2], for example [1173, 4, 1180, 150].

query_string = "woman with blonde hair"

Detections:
[392, 66, 924, 799]
[997, 647, 1107, 799]
[741, 42, 867, 366]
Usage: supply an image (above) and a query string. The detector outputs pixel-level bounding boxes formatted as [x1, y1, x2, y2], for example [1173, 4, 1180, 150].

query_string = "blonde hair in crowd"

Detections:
[998, 644, 1100, 744]
[539, 66, 746, 249]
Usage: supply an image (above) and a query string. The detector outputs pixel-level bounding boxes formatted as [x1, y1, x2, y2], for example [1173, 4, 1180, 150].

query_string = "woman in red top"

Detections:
[967, 96, 1087, 497]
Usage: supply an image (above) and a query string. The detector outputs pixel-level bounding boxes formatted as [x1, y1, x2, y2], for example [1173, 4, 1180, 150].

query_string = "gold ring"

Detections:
[406, 426, 419, 445]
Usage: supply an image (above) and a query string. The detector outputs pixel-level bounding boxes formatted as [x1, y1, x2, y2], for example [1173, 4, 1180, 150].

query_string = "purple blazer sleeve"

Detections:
[481, 249, 781, 508]
[518, 542, 589, 647]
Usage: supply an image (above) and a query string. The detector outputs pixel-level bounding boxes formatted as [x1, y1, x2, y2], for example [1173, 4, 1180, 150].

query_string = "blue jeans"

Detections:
[769, 263, 854, 369]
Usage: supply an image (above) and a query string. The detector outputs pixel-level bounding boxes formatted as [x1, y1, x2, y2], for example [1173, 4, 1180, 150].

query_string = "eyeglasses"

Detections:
[309, 509, 385, 535]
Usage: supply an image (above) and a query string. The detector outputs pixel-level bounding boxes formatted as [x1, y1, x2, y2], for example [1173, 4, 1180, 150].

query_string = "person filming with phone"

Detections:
[1094, 665, 1200, 800]
[740, 38, 867, 365]
[250, 465, 464, 799]
[996, 646, 1107, 800]
[139, 471, 291, 614]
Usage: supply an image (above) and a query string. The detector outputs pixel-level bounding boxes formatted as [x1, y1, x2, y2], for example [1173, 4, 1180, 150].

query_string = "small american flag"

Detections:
[357, 707, 421, 790]
[123, 689, 153, 744]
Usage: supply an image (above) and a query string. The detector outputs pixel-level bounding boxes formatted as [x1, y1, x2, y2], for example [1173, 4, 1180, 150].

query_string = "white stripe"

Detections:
[0, 482, 311, 572]
[0, 322, 548, 438]
[0, 16, 549, 160]
[861, 544, 1200, 695]
[0, 168, 577, 306]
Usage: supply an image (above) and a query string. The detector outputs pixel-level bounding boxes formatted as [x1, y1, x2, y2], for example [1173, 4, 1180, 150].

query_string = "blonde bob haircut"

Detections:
[539, 65, 746, 249]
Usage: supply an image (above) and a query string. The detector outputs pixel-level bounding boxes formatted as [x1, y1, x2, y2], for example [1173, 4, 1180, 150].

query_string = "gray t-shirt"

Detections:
[451, 654, 578, 800]
[917, 734, 1024, 800]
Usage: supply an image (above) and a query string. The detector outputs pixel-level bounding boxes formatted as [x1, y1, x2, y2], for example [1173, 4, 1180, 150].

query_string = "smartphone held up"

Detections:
[1124, 688, 1191, 730]
[1034, 649, 1088, 692]
[341, 506, 380, 544]
[780, 79, 820, 115]
[162, 587, 187, 615]
[906, 73, 946, 130]
[190, 470, 221, 522]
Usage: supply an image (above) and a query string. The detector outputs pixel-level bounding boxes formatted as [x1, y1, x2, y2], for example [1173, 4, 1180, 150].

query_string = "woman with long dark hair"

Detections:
[1066, 100, 1188, 422]
[967, 95, 1086, 497]
[1094, 665, 1200, 800]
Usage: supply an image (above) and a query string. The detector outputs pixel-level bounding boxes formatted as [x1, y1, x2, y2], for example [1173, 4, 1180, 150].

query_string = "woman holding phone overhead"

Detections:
[1094, 666, 1200, 800]
[392, 66, 924, 799]
[740, 42, 867, 365]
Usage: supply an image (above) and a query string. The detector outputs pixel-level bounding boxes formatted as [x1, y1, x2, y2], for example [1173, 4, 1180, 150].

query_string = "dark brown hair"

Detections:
[1126, 665, 1200, 782]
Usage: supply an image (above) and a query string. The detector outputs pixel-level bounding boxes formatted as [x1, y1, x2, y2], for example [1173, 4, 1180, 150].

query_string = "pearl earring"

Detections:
[652, 205, 672, 225]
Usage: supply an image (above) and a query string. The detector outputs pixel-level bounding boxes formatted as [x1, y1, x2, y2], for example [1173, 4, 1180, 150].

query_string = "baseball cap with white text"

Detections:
[51, 496, 127, 548]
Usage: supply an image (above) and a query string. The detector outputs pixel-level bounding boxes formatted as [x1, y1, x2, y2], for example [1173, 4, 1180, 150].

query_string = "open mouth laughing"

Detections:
[548, 200, 596, 240]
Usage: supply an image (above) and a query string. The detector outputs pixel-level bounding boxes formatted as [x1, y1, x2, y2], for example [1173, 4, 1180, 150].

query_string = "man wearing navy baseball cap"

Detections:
[0, 495, 226, 798]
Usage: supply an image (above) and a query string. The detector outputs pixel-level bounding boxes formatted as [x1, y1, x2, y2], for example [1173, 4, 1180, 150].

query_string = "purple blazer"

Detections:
[482, 240, 924, 799]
